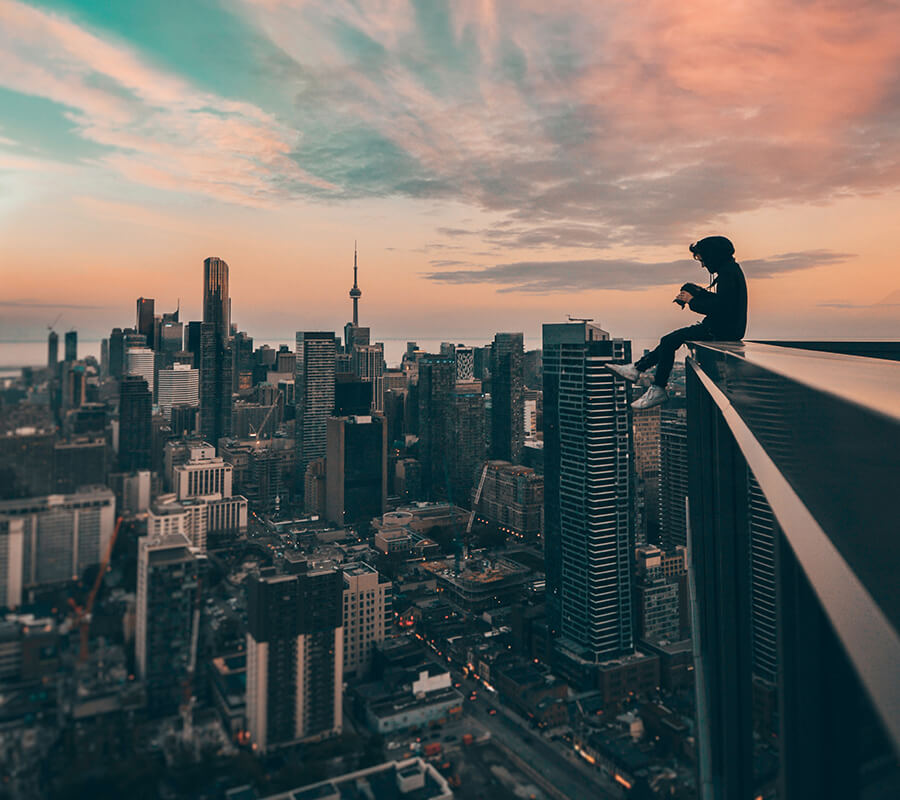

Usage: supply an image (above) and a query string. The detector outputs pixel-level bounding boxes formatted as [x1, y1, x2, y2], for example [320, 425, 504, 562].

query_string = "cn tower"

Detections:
[349, 242, 362, 325]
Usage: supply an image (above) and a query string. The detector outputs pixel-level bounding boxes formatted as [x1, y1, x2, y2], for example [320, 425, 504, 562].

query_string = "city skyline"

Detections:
[2, 0, 900, 349]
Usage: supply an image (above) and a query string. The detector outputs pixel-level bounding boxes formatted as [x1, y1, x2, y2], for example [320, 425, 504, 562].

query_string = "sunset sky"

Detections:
[1, 0, 899, 351]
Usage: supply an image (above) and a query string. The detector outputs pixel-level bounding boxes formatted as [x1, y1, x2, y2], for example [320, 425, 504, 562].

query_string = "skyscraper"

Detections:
[352, 343, 384, 412]
[448, 388, 488, 508]
[491, 332, 525, 464]
[659, 404, 688, 551]
[64, 330, 77, 362]
[109, 328, 125, 379]
[295, 332, 336, 492]
[158, 363, 199, 419]
[126, 347, 155, 400]
[136, 533, 201, 716]
[246, 563, 343, 752]
[203, 256, 230, 337]
[199, 257, 233, 447]
[136, 297, 155, 343]
[47, 330, 58, 370]
[542, 321, 634, 668]
[199, 321, 233, 447]
[118, 375, 152, 472]
[326, 415, 387, 527]
[417, 354, 455, 498]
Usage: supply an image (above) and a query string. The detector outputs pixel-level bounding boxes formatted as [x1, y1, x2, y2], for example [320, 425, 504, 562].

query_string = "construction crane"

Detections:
[464, 463, 491, 564]
[67, 516, 123, 662]
[47, 313, 62, 332]
[180, 601, 201, 750]
[248, 389, 283, 446]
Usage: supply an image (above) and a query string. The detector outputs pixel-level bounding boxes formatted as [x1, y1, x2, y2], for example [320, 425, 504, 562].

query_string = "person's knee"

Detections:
[660, 331, 683, 349]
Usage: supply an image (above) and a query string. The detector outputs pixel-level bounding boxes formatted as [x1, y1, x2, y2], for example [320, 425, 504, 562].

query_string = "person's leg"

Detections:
[651, 325, 707, 388]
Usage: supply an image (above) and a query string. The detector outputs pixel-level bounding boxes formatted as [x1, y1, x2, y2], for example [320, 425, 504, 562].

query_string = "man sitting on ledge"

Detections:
[609, 235, 748, 410]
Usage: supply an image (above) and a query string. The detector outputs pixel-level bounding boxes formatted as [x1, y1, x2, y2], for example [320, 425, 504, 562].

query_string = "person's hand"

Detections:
[675, 289, 693, 305]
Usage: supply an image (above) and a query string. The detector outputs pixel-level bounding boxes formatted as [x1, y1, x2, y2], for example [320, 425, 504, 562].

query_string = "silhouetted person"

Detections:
[609, 236, 747, 409]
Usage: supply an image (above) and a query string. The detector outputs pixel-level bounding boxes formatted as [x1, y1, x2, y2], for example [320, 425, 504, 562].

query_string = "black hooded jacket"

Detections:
[685, 260, 748, 339]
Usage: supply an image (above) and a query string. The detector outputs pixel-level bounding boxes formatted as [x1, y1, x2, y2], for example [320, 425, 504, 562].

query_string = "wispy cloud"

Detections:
[424, 250, 853, 294]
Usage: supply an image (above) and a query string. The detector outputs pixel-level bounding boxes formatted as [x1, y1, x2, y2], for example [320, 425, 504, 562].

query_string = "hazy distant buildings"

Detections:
[47, 331, 58, 370]
[543, 321, 634, 672]
[326, 415, 387, 527]
[246, 563, 344, 752]
[64, 330, 77, 363]
[118, 375, 152, 472]
[136, 533, 201, 716]
[295, 332, 336, 493]
[491, 333, 525, 464]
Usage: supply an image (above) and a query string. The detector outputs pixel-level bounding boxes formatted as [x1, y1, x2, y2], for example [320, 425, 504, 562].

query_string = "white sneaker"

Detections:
[631, 385, 668, 410]
[607, 363, 641, 382]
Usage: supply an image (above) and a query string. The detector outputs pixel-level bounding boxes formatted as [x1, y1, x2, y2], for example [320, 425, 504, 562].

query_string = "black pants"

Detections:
[635, 324, 715, 388]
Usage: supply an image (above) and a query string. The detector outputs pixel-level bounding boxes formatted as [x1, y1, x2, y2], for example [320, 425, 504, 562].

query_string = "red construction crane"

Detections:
[68, 516, 123, 662]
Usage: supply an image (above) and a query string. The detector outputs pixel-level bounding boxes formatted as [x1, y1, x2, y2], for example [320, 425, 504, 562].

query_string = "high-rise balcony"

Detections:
[686, 341, 900, 799]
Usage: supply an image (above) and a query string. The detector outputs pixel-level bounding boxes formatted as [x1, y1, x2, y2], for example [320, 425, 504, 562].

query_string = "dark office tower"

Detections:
[326, 415, 387, 527]
[203, 256, 230, 337]
[246, 565, 343, 752]
[136, 297, 155, 343]
[524, 349, 542, 389]
[449, 390, 488, 507]
[53, 438, 106, 493]
[108, 328, 125, 379]
[158, 320, 183, 356]
[491, 332, 525, 463]
[295, 332, 336, 492]
[119, 375, 152, 471]
[64, 330, 77, 362]
[232, 331, 254, 392]
[417, 354, 455, 498]
[659, 403, 688, 551]
[170, 405, 198, 439]
[199, 322, 233, 446]
[100, 338, 109, 378]
[47, 330, 58, 370]
[137, 534, 201, 716]
[334, 375, 371, 417]
[186, 321, 202, 368]
[543, 321, 634, 665]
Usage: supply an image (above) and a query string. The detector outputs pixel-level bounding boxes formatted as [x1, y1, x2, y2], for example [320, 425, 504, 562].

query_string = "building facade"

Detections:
[295, 332, 336, 495]
[542, 321, 634, 668]
[342, 562, 392, 678]
[491, 332, 525, 464]
[326, 415, 387, 527]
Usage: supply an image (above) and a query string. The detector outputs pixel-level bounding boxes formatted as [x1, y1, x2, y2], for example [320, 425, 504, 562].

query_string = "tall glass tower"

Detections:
[543, 321, 634, 664]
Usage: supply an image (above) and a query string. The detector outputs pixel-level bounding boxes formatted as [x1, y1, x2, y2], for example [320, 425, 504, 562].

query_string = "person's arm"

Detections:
[687, 284, 719, 314]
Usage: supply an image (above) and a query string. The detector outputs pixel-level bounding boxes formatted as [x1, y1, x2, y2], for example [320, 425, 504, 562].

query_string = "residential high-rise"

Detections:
[47, 330, 58, 370]
[118, 375, 152, 472]
[474, 461, 543, 542]
[342, 562, 391, 678]
[659, 404, 688, 551]
[246, 563, 343, 752]
[64, 330, 77, 362]
[491, 332, 525, 463]
[136, 533, 201, 716]
[136, 297, 155, 343]
[633, 405, 661, 544]
[203, 256, 230, 337]
[417, 354, 455, 498]
[455, 346, 475, 382]
[352, 343, 384, 412]
[126, 347, 155, 399]
[326, 415, 387, 527]
[295, 332, 336, 492]
[542, 321, 634, 670]
[158, 363, 199, 419]
[448, 389, 488, 508]
[0, 486, 115, 602]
